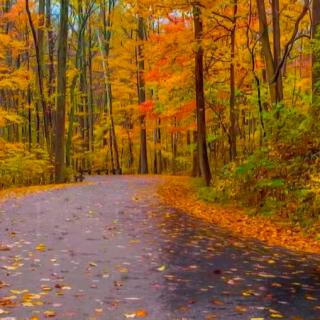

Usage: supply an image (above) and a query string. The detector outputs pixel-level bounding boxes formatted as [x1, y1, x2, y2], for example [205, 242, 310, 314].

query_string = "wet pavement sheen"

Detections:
[0, 176, 320, 320]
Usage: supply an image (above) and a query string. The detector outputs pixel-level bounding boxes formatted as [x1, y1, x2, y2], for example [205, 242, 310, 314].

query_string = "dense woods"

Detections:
[0, 0, 320, 224]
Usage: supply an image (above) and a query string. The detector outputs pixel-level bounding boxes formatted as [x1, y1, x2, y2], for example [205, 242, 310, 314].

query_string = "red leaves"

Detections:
[139, 100, 154, 114]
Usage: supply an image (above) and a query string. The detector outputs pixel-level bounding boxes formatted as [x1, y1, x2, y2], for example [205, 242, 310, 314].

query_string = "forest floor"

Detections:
[0, 176, 320, 320]
[158, 177, 320, 255]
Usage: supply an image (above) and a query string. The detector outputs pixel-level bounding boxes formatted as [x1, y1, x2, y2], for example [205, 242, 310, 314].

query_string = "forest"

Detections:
[1, 1, 320, 319]
[0, 0, 320, 225]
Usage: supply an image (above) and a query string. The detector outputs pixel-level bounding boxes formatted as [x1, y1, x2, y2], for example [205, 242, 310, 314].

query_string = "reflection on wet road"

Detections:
[0, 176, 319, 319]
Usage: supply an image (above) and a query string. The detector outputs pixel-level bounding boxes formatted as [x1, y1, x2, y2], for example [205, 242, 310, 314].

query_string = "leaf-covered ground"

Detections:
[158, 177, 320, 254]
[0, 176, 320, 320]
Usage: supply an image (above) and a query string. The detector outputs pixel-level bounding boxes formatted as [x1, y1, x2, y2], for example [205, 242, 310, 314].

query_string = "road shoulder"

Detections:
[158, 177, 320, 254]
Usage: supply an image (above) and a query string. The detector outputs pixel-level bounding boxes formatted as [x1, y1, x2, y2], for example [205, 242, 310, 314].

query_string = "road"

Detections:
[0, 176, 320, 319]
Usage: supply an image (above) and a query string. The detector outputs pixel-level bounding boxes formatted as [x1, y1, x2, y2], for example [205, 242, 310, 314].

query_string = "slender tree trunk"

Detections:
[312, 0, 320, 102]
[193, 4, 211, 185]
[55, 0, 69, 183]
[66, 79, 77, 168]
[26, 0, 51, 152]
[192, 131, 201, 177]
[100, 0, 120, 173]
[46, 0, 55, 133]
[229, 0, 238, 161]
[171, 118, 177, 174]
[272, 0, 283, 102]
[256, 0, 278, 105]
[137, 16, 148, 174]
[87, 20, 94, 153]
[153, 118, 162, 174]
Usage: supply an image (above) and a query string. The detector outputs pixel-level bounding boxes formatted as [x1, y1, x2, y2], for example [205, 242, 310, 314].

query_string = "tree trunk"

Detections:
[272, 0, 283, 102]
[26, 0, 51, 152]
[229, 0, 238, 161]
[153, 118, 162, 174]
[100, 0, 120, 173]
[256, 0, 278, 105]
[87, 19, 94, 153]
[193, 4, 211, 186]
[46, 0, 55, 133]
[55, 0, 69, 183]
[137, 16, 148, 174]
[312, 0, 320, 102]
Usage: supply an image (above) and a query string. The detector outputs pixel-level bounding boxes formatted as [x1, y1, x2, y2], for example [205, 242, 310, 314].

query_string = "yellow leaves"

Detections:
[0, 108, 23, 128]
[43, 310, 56, 318]
[268, 309, 283, 318]
[2, 256, 24, 271]
[157, 265, 166, 272]
[242, 290, 255, 297]
[35, 243, 46, 252]
[0, 68, 30, 91]
[21, 292, 44, 307]
[270, 314, 284, 318]
[118, 267, 129, 273]
[89, 262, 97, 267]
[124, 310, 148, 318]
[10, 290, 28, 295]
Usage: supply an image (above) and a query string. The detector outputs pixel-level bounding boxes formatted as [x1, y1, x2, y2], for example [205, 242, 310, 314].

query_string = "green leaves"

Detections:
[256, 178, 285, 189]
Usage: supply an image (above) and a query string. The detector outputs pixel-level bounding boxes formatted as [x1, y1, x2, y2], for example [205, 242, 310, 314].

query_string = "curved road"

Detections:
[0, 176, 320, 319]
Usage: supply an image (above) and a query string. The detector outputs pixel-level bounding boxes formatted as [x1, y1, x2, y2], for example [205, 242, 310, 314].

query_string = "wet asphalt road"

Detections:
[0, 176, 320, 320]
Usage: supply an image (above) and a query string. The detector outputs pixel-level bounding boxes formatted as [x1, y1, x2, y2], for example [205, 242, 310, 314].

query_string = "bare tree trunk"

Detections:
[100, 0, 120, 173]
[193, 4, 211, 185]
[153, 118, 162, 174]
[256, 0, 278, 105]
[272, 0, 283, 102]
[46, 0, 55, 134]
[26, 0, 51, 152]
[312, 0, 320, 101]
[229, 0, 238, 161]
[87, 19, 94, 153]
[192, 131, 201, 177]
[55, 0, 69, 183]
[137, 16, 148, 174]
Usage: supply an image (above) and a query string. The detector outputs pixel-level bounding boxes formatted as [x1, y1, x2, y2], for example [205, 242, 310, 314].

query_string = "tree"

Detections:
[137, 15, 148, 174]
[312, 0, 320, 101]
[193, 3, 211, 185]
[55, 0, 69, 182]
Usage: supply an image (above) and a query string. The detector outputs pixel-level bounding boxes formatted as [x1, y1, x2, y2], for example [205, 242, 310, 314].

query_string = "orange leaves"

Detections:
[139, 100, 154, 114]
[158, 177, 320, 254]
[124, 309, 148, 318]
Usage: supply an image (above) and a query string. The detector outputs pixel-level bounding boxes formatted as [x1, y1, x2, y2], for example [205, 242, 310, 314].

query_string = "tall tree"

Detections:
[256, 0, 278, 105]
[229, 0, 238, 161]
[26, 0, 51, 151]
[55, 0, 69, 182]
[312, 0, 320, 102]
[137, 15, 148, 174]
[272, 0, 283, 102]
[193, 3, 211, 185]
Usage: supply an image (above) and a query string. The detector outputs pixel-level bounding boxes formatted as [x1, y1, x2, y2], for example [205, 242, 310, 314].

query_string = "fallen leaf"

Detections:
[157, 265, 166, 272]
[35, 244, 46, 251]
